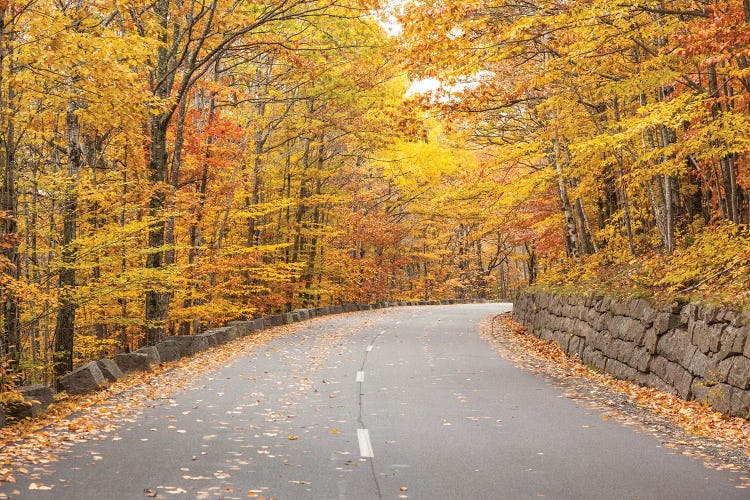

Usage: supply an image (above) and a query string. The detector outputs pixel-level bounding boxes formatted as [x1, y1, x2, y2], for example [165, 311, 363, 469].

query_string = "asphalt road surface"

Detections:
[1, 304, 747, 499]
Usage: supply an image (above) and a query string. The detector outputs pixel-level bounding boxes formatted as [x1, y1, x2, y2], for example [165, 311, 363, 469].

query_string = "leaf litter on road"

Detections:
[0, 321, 306, 486]
[482, 313, 750, 483]
[1, 310, 388, 498]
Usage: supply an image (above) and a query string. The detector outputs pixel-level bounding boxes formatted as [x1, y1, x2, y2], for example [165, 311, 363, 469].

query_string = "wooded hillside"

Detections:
[400, 1, 750, 303]
[1, 0, 749, 385]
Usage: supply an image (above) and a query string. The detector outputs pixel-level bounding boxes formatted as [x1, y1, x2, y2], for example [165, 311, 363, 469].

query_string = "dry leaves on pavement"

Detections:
[0, 322, 307, 485]
[482, 314, 750, 479]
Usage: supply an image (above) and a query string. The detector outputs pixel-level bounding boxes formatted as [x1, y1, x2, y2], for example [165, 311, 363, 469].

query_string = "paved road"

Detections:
[1, 304, 747, 499]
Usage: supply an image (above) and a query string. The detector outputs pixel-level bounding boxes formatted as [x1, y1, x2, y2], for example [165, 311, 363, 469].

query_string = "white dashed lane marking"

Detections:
[357, 429, 374, 458]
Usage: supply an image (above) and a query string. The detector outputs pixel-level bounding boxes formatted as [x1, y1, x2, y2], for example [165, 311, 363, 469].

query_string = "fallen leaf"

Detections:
[28, 483, 52, 491]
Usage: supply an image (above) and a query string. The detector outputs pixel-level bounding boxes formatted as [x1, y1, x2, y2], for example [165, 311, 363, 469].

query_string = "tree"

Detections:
[398, 0, 750, 267]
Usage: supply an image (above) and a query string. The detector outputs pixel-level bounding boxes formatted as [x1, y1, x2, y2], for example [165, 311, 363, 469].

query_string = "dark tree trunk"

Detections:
[145, 115, 169, 346]
[0, 123, 19, 361]
[54, 103, 81, 378]
[144, 0, 174, 345]
[0, 10, 20, 362]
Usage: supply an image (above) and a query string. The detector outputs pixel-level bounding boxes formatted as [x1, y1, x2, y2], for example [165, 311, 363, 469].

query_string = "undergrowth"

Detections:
[534, 221, 750, 309]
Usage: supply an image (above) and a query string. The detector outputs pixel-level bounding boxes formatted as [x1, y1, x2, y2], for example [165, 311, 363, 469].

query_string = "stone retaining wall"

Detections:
[0, 298, 488, 428]
[513, 291, 750, 418]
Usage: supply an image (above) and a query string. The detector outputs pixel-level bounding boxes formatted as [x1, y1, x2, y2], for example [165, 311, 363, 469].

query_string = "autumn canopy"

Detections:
[0, 0, 748, 384]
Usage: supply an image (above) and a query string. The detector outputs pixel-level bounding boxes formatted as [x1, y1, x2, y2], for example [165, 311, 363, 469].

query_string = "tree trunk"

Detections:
[54, 102, 81, 378]
[0, 23, 20, 361]
[0, 126, 19, 361]
[612, 97, 636, 256]
[165, 96, 188, 269]
[144, 0, 175, 345]
[574, 196, 596, 254]
[27, 160, 40, 372]
[552, 131, 579, 258]
[86, 136, 106, 342]
[658, 123, 676, 253]
[524, 242, 536, 285]
[145, 114, 169, 345]
[119, 169, 129, 349]
[707, 64, 740, 224]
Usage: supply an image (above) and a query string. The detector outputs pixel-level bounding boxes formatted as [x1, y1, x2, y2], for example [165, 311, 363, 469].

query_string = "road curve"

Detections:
[0, 304, 747, 499]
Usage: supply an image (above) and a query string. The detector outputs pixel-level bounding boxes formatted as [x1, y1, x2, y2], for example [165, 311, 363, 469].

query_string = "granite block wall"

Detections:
[513, 292, 750, 418]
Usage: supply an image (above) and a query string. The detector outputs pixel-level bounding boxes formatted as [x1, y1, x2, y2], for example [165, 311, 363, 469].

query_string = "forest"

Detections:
[0, 0, 749, 385]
